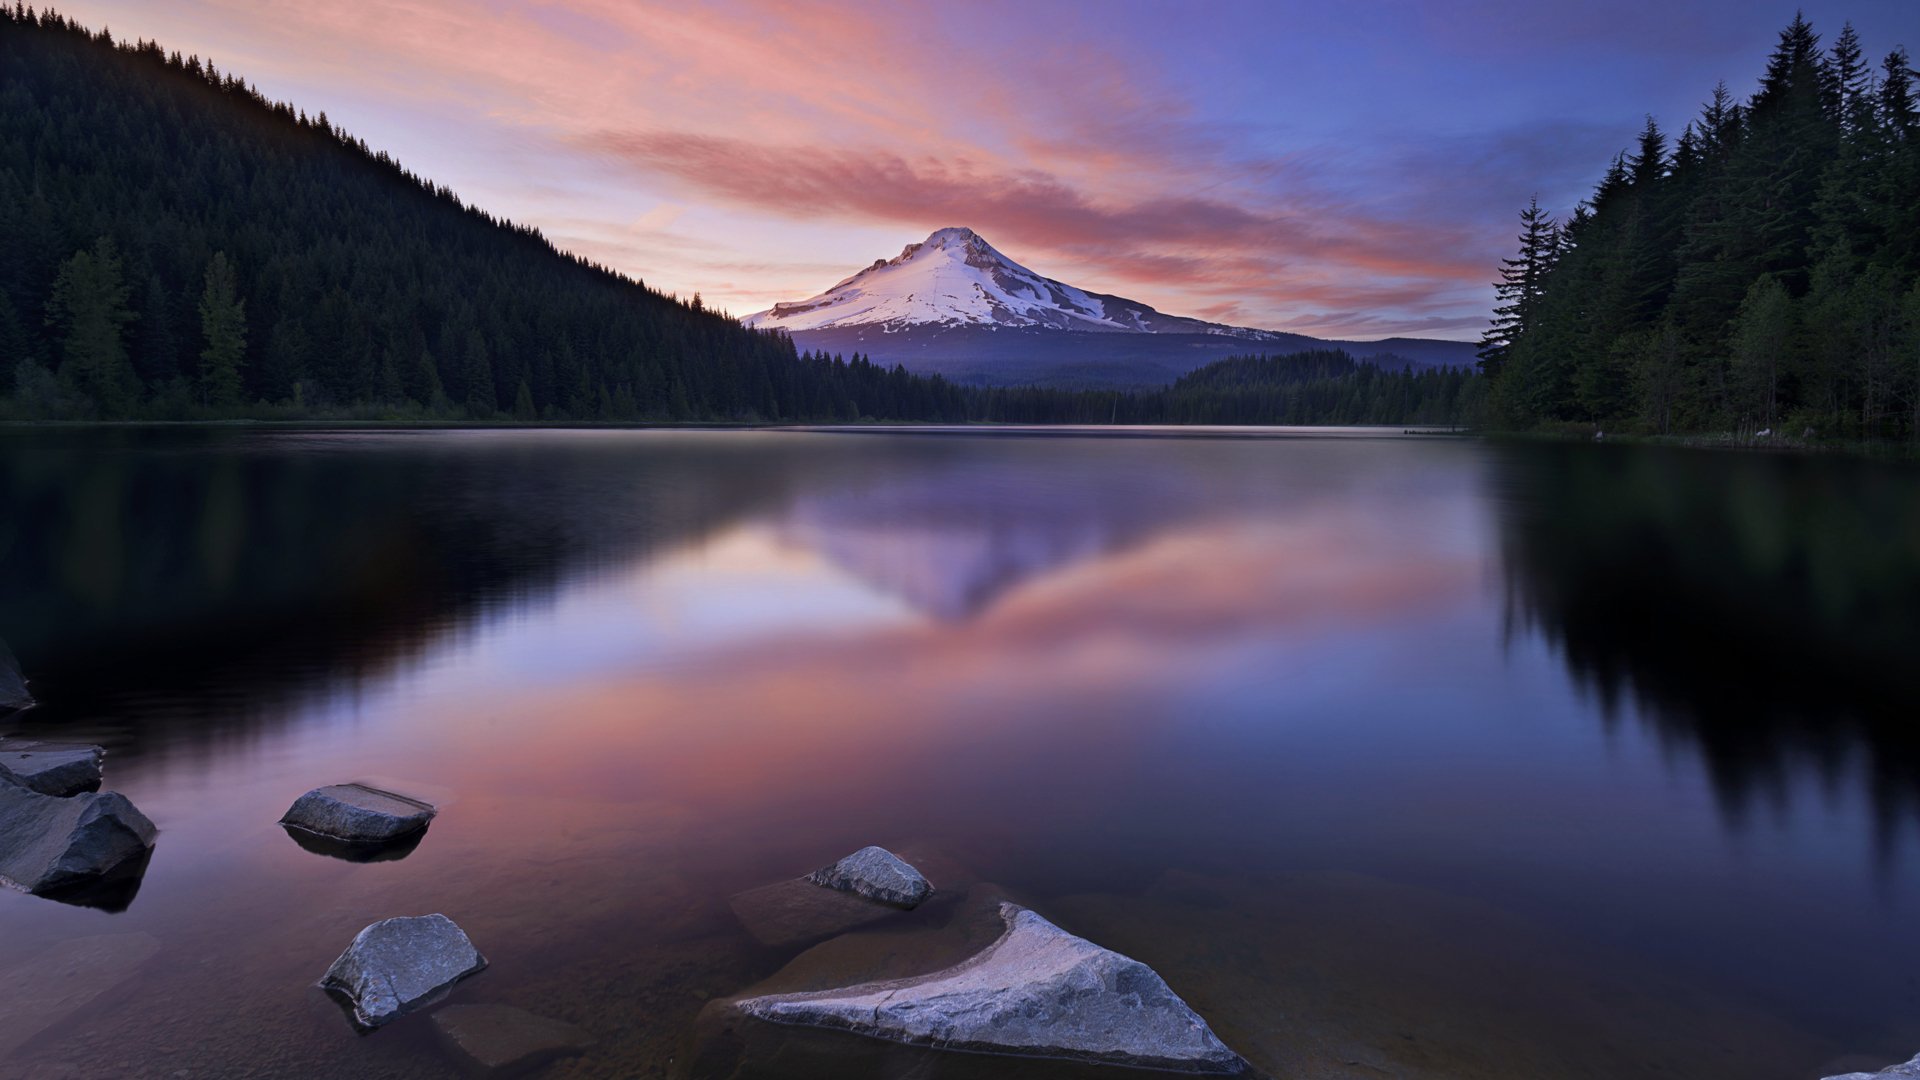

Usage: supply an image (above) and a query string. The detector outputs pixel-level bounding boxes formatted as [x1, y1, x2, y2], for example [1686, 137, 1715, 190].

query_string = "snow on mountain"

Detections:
[744, 227, 1277, 340]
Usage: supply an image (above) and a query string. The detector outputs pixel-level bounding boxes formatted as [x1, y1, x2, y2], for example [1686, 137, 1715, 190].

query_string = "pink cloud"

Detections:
[65, 0, 1506, 338]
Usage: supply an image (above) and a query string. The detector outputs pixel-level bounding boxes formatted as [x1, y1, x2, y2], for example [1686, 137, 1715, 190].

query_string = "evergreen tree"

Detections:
[1730, 275, 1793, 430]
[44, 236, 139, 415]
[1478, 196, 1556, 377]
[197, 251, 246, 406]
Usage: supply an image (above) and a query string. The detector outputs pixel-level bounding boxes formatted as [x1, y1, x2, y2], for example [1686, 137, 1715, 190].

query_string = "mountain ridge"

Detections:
[746, 228, 1477, 386]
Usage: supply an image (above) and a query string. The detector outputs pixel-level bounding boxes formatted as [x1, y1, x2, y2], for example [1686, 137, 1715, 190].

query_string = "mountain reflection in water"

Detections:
[1, 427, 1918, 1080]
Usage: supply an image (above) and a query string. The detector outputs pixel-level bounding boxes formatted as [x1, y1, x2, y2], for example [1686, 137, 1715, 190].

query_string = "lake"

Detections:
[1, 426, 1917, 1080]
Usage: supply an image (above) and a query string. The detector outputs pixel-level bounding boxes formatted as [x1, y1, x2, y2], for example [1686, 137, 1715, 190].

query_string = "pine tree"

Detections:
[1478, 196, 1557, 377]
[45, 237, 139, 415]
[197, 251, 247, 406]
[1730, 275, 1793, 430]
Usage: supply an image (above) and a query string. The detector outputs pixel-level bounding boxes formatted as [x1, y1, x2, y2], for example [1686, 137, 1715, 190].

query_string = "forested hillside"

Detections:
[955, 350, 1480, 426]
[1481, 15, 1920, 439]
[0, 8, 977, 422]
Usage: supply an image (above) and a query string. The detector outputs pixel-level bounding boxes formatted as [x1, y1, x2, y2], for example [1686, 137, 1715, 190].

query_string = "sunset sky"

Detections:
[59, 0, 1920, 341]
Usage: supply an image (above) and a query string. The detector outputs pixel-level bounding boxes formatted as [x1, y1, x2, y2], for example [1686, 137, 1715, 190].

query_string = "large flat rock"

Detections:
[1827, 1056, 1920, 1079]
[0, 774, 157, 895]
[807, 846, 932, 908]
[0, 739, 104, 796]
[433, 1003, 593, 1074]
[281, 783, 436, 846]
[736, 902, 1247, 1074]
[321, 914, 487, 1030]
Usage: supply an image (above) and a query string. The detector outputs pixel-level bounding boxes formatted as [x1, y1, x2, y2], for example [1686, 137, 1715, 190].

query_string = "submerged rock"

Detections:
[433, 1003, 592, 1074]
[806, 846, 933, 908]
[0, 640, 32, 714]
[730, 877, 909, 949]
[0, 933, 162, 1056]
[0, 739, 105, 796]
[736, 902, 1247, 1074]
[284, 823, 428, 863]
[1826, 1056, 1920, 1079]
[321, 914, 487, 1030]
[281, 783, 436, 845]
[0, 773, 157, 895]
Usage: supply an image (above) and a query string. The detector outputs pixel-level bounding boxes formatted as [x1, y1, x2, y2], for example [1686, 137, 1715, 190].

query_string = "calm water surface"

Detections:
[1, 427, 1917, 1080]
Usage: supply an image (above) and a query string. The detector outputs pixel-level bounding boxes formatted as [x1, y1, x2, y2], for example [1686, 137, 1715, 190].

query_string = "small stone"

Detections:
[737, 902, 1248, 1074]
[1826, 1055, 1920, 1079]
[320, 914, 487, 1030]
[0, 774, 157, 896]
[280, 783, 435, 845]
[0, 740, 105, 797]
[432, 1004, 592, 1075]
[805, 846, 932, 908]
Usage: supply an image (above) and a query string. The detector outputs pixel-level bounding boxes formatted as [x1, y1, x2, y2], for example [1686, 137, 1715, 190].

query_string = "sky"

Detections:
[55, 0, 1920, 341]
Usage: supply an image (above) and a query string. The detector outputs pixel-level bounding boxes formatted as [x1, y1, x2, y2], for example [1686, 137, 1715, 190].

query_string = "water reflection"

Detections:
[1, 428, 1917, 1080]
[1496, 442, 1920, 849]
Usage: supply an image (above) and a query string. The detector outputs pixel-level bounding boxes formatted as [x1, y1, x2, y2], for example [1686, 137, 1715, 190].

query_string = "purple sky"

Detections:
[54, 0, 1920, 340]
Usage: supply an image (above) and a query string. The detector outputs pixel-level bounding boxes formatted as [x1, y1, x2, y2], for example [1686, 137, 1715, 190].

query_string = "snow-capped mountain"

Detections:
[745, 227, 1274, 339]
[745, 228, 1478, 386]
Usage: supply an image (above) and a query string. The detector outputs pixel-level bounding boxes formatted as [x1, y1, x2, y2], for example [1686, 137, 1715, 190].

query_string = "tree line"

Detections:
[1480, 14, 1920, 440]
[957, 350, 1478, 425]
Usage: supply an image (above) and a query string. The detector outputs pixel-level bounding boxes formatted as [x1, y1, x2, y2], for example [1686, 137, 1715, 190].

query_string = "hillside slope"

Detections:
[0, 10, 965, 421]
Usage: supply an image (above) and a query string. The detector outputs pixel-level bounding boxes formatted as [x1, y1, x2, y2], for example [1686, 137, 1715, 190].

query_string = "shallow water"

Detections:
[1, 427, 1917, 1080]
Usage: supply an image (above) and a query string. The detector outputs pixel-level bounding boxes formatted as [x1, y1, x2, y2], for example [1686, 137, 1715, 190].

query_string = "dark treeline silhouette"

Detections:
[0, 9, 1470, 427]
[964, 350, 1479, 425]
[1481, 14, 1920, 440]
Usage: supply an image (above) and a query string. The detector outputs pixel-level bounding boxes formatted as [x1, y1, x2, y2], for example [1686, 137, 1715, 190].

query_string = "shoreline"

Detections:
[4, 419, 1915, 460]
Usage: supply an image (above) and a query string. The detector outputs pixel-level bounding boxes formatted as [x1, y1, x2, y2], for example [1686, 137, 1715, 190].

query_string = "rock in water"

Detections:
[281, 783, 436, 845]
[320, 914, 487, 1030]
[806, 846, 932, 908]
[737, 902, 1247, 1074]
[0, 739, 105, 796]
[433, 1004, 593, 1074]
[0, 933, 163, 1056]
[0, 774, 157, 895]
[0, 640, 32, 714]
[1827, 1056, 1920, 1079]
[730, 878, 910, 949]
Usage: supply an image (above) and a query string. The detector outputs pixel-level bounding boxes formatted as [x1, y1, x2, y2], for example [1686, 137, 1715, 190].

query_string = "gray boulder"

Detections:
[0, 739, 104, 796]
[0, 640, 31, 714]
[321, 914, 487, 1030]
[737, 901, 1247, 1074]
[1827, 1056, 1920, 1079]
[0, 773, 157, 895]
[433, 1003, 592, 1074]
[806, 845, 932, 907]
[281, 783, 436, 845]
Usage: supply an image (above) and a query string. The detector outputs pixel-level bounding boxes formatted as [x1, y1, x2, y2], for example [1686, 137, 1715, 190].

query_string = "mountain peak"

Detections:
[920, 226, 983, 248]
[746, 228, 1215, 335]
